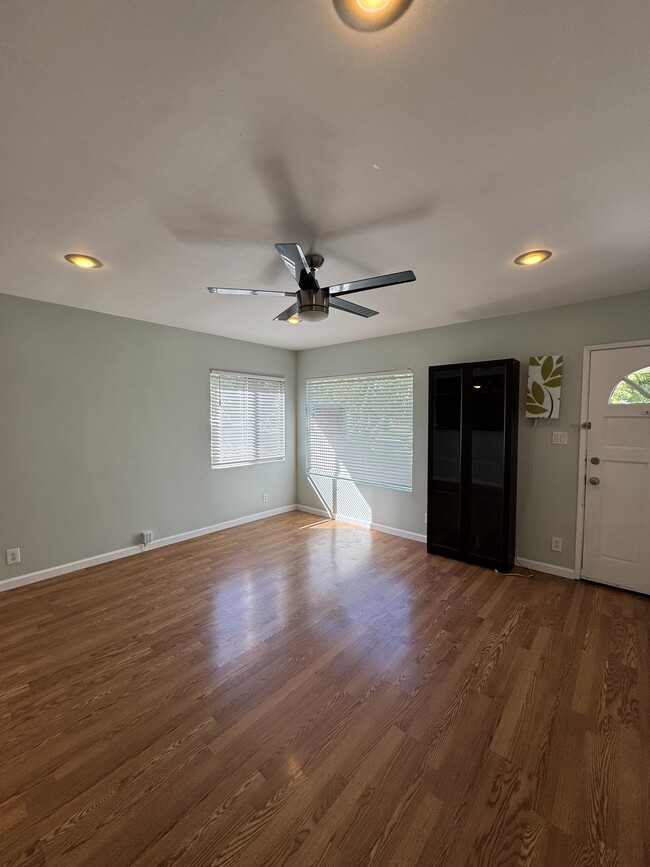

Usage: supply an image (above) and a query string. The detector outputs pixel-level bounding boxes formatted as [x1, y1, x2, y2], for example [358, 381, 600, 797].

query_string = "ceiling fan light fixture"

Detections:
[333, 0, 414, 31]
[299, 307, 329, 322]
[64, 253, 103, 269]
[208, 243, 415, 326]
[298, 287, 330, 322]
[514, 249, 552, 267]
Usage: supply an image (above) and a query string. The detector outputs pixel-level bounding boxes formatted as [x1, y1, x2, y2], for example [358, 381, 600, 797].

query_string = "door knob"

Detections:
[589, 477, 600, 485]
[590, 457, 600, 465]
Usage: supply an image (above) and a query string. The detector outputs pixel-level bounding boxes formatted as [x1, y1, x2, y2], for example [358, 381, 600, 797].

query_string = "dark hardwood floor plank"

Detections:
[0, 511, 648, 867]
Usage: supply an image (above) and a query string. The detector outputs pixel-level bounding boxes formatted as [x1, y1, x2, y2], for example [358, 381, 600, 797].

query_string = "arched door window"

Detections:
[608, 366, 650, 404]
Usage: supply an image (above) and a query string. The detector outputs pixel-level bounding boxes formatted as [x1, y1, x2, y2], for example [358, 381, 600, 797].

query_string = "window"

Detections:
[306, 370, 413, 491]
[609, 366, 650, 404]
[210, 371, 285, 468]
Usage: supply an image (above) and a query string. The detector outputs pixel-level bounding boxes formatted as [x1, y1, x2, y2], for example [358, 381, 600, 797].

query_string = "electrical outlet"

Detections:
[551, 536, 563, 553]
[424, 512, 427, 524]
[5, 548, 21, 565]
[263, 492, 269, 503]
[142, 531, 153, 545]
[552, 431, 568, 445]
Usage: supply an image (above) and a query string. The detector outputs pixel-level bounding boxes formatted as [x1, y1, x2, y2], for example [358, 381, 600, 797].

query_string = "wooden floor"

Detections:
[1, 512, 648, 867]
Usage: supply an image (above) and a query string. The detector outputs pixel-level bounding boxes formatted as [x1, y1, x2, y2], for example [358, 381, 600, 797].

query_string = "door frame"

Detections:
[575, 338, 650, 580]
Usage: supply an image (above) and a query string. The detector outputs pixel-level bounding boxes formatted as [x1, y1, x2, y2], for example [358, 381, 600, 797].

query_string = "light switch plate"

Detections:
[552, 431, 568, 445]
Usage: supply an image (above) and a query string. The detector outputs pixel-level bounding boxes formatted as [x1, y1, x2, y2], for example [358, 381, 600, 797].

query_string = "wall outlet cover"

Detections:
[5, 548, 21, 565]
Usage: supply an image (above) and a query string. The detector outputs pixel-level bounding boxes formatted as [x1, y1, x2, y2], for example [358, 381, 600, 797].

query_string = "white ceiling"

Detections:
[1, 0, 648, 350]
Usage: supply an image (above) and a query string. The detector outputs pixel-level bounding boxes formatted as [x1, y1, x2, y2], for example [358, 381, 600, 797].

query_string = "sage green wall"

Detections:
[2, 288, 648, 583]
[0, 293, 296, 581]
[296, 289, 650, 571]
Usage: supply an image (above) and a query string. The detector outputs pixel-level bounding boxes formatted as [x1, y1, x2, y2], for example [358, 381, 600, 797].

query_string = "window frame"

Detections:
[210, 370, 286, 470]
[608, 366, 650, 405]
[305, 368, 414, 493]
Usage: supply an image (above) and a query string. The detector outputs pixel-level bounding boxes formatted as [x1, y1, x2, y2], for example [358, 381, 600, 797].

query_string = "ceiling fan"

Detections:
[207, 243, 416, 323]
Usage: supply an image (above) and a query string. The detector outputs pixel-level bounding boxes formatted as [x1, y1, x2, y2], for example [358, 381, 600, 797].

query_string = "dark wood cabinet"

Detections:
[427, 359, 519, 572]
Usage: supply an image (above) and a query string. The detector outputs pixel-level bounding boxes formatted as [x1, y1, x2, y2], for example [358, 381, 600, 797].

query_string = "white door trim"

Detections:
[575, 338, 650, 580]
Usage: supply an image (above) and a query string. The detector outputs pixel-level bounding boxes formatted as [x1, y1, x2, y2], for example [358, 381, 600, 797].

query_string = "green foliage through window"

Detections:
[609, 367, 650, 404]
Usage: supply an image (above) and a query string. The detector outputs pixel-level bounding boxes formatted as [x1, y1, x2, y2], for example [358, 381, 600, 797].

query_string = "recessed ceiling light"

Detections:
[514, 250, 552, 267]
[356, 0, 392, 11]
[473, 384, 481, 389]
[287, 315, 302, 324]
[64, 253, 103, 269]
[333, 0, 414, 31]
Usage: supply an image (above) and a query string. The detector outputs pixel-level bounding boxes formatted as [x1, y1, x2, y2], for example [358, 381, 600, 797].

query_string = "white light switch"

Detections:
[552, 431, 568, 445]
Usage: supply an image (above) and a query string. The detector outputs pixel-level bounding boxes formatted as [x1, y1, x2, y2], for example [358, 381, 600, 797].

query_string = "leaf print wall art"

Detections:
[526, 355, 563, 418]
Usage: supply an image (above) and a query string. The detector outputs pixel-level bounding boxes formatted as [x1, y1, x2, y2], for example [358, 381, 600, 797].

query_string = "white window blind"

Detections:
[306, 370, 413, 491]
[210, 371, 285, 468]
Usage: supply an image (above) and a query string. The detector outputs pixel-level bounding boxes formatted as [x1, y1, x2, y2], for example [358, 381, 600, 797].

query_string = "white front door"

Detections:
[582, 344, 650, 595]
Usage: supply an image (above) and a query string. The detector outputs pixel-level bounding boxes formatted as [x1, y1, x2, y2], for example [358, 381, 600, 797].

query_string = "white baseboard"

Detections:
[0, 504, 575, 595]
[515, 557, 576, 580]
[0, 544, 144, 594]
[294, 505, 327, 518]
[145, 505, 298, 550]
[0, 505, 298, 594]
[369, 521, 426, 544]
[299, 507, 576, 578]
[295, 505, 427, 544]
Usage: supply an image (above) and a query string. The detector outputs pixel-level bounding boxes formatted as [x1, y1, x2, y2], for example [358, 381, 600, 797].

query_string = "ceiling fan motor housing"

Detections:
[298, 287, 329, 322]
[305, 253, 325, 271]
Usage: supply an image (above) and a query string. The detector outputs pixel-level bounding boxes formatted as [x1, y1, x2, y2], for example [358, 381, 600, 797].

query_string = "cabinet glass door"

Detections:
[429, 368, 462, 550]
[468, 363, 506, 561]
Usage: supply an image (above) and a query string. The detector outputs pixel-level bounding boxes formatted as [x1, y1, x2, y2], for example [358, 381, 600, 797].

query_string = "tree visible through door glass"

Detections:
[608, 366, 650, 404]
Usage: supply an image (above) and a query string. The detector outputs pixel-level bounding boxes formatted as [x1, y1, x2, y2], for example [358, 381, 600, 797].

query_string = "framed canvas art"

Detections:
[526, 355, 563, 418]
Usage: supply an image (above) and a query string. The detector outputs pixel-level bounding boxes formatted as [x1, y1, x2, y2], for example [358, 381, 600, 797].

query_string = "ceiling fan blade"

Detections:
[326, 270, 416, 297]
[275, 243, 313, 291]
[274, 302, 300, 322]
[207, 287, 296, 297]
[329, 297, 378, 318]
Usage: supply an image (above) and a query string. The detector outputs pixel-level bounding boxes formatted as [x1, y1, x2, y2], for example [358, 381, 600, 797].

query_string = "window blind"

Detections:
[210, 371, 285, 468]
[306, 370, 413, 491]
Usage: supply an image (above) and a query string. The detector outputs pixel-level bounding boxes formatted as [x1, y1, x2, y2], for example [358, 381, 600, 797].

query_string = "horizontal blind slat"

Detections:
[210, 371, 286, 468]
[306, 370, 413, 491]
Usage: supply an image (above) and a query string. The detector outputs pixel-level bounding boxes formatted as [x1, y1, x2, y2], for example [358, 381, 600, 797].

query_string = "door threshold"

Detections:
[580, 574, 649, 598]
